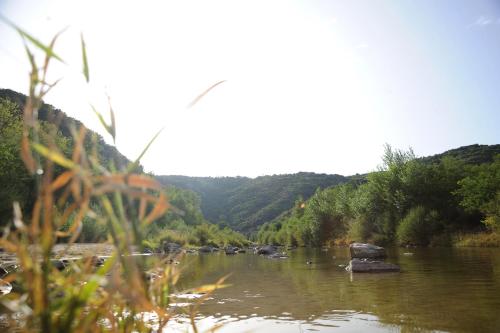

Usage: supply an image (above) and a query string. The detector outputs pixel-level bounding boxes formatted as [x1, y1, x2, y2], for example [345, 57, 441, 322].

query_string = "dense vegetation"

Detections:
[0, 90, 247, 247]
[257, 145, 500, 247]
[158, 172, 347, 233]
[2, 89, 499, 249]
[0, 89, 130, 222]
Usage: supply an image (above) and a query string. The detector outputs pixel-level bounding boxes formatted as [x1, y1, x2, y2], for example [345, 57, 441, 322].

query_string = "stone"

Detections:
[162, 242, 182, 254]
[199, 246, 215, 253]
[256, 245, 277, 255]
[0, 266, 7, 278]
[349, 243, 386, 259]
[225, 246, 237, 255]
[346, 259, 400, 273]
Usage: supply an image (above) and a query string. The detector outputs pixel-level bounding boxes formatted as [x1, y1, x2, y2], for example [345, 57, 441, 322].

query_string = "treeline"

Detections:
[257, 145, 500, 247]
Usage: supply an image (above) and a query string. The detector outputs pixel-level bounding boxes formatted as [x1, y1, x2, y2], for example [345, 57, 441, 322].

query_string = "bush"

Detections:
[397, 206, 440, 246]
[348, 217, 371, 242]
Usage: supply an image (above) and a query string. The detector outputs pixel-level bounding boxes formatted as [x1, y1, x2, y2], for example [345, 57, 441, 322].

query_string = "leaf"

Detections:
[127, 174, 161, 189]
[31, 143, 76, 169]
[91, 105, 114, 139]
[186, 80, 226, 109]
[81, 33, 89, 82]
[143, 193, 169, 225]
[107, 95, 116, 143]
[0, 16, 64, 63]
[23, 43, 38, 84]
[127, 127, 164, 173]
[191, 283, 231, 294]
[51, 171, 74, 191]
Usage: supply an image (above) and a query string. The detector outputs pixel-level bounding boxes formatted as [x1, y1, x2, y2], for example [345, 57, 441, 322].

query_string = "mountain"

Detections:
[157, 172, 347, 233]
[420, 144, 500, 165]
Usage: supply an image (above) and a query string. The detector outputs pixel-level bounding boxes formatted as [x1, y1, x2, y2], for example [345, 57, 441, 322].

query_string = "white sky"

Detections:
[1, 0, 499, 177]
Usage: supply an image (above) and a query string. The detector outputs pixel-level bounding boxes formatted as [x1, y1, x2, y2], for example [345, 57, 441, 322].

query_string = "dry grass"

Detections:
[453, 232, 500, 248]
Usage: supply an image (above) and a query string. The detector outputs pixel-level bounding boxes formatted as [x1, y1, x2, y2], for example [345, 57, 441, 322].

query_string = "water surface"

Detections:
[169, 247, 500, 332]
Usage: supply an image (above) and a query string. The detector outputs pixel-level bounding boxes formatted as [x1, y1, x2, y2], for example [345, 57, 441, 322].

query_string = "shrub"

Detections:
[397, 206, 440, 246]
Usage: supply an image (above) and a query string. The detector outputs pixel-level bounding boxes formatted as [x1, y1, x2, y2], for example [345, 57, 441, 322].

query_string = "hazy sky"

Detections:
[1, 0, 499, 177]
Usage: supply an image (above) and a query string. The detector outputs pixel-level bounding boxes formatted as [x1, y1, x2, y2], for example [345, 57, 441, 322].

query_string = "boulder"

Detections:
[346, 259, 400, 273]
[257, 245, 277, 255]
[225, 246, 237, 255]
[199, 246, 215, 253]
[52, 259, 68, 271]
[349, 243, 386, 259]
[162, 242, 182, 254]
[0, 266, 7, 278]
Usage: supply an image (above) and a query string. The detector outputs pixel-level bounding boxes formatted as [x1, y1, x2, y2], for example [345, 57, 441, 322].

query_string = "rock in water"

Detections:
[225, 246, 237, 255]
[346, 259, 400, 273]
[256, 245, 277, 255]
[349, 243, 386, 259]
[0, 266, 7, 278]
[162, 242, 182, 254]
[199, 246, 216, 253]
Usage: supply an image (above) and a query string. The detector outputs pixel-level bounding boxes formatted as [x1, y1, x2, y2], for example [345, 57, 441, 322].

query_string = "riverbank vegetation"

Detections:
[256, 145, 500, 247]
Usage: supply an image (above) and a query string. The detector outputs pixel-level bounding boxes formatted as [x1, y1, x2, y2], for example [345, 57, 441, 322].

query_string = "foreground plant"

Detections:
[0, 21, 225, 332]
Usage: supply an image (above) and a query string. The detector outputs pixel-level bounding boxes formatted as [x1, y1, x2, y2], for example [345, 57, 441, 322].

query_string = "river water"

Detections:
[168, 247, 500, 333]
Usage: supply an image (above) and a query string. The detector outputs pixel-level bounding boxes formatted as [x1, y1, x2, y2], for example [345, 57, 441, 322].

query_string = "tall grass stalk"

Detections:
[0, 23, 226, 332]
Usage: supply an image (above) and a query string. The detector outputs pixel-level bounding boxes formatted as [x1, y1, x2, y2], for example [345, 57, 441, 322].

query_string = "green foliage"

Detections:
[396, 206, 440, 246]
[0, 98, 32, 220]
[421, 144, 500, 165]
[257, 145, 500, 247]
[158, 172, 347, 233]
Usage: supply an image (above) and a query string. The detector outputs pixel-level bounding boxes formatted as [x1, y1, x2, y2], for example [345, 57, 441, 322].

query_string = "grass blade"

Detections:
[186, 80, 226, 109]
[32, 143, 76, 169]
[81, 33, 89, 82]
[0, 16, 65, 63]
[126, 127, 164, 173]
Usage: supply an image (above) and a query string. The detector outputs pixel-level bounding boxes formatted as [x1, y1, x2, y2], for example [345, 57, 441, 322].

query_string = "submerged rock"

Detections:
[346, 259, 400, 273]
[257, 245, 277, 255]
[349, 243, 386, 259]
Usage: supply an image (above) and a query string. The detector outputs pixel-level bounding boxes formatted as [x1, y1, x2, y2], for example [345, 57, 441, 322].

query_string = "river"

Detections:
[168, 247, 500, 332]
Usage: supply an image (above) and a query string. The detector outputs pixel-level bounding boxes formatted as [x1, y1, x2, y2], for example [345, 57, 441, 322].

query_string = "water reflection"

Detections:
[172, 247, 500, 332]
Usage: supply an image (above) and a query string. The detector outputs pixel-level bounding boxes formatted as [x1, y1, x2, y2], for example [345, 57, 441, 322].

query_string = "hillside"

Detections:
[257, 144, 500, 247]
[158, 144, 500, 233]
[420, 144, 500, 165]
[157, 172, 347, 233]
[0, 89, 137, 222]
[0, 89, 131, 169]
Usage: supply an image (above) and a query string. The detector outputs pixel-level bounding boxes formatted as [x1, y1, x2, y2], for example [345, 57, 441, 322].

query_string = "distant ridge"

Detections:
[158, 172, 347, 232]
[420, 144, 500, 165]
[158, 144, 500, 233]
